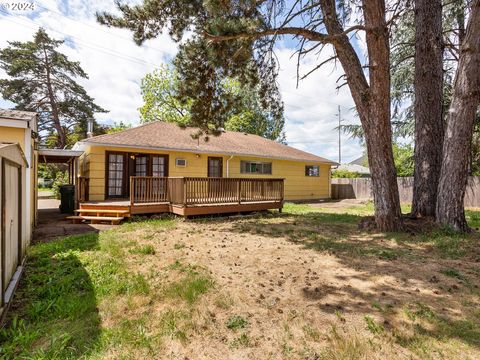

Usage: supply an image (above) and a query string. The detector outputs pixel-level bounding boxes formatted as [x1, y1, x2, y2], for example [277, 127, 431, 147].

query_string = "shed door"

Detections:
[3, 162, 20, 294]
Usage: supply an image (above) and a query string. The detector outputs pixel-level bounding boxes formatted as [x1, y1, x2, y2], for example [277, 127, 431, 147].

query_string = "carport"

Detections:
[38, 148, 84, 186]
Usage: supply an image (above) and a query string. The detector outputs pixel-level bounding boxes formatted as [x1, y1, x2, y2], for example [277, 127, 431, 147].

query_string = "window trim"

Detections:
[175, 158, 187, 167]
[305, 165, 320, 177]
[240, 160, 273, 175]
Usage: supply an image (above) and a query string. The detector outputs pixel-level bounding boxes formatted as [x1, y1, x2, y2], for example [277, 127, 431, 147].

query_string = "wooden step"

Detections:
[67, 215, 124, 225]
[75, 209, 130, 216]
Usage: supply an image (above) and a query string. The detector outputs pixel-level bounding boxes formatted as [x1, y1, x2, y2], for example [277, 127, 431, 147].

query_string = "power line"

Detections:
[0, 9, 162, 68]
[34, 4, 168, 55]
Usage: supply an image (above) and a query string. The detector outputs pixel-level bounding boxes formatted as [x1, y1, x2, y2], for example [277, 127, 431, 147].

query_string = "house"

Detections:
[336, 155, 370, 176]
[0, 109, 38, 320]
[72, 121, 337, 220]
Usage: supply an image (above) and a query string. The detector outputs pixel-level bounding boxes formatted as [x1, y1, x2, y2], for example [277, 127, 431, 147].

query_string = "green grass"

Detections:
[129, 244, 156, 255]
[226, 315, 248, 330]
[163, 274, 214, 304]
[278, 203, 480, 261]
[2, 202, 479, 359]
[0, 218, 195, 359]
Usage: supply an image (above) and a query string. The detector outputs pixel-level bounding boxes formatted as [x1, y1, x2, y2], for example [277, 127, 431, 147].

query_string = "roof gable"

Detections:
[79, 121, 337, 164]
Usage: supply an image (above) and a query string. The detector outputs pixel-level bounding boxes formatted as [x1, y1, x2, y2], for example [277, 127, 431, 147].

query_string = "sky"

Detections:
[0, 0, 363, 163]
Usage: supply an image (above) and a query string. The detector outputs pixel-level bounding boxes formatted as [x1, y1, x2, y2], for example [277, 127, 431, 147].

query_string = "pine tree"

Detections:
[0, 28, 107, 148]
[436, 0, 480, 231]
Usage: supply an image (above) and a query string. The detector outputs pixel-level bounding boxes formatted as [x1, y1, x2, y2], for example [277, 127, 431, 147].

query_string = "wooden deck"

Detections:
[73, 177, 284, 223]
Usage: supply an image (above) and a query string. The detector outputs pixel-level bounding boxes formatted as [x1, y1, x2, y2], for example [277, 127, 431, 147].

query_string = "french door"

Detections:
[106, 152, 168, 199]
[107, 152, 126, 198]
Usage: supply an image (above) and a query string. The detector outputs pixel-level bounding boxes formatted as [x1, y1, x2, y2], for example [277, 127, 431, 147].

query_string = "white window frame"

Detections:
[175, 158, 187, 167]
[240, 160, 272, 175]
[305, 165, 320, 177]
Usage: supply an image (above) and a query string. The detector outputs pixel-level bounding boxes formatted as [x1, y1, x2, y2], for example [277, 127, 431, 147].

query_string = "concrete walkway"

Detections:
[33, 199, 116, 243]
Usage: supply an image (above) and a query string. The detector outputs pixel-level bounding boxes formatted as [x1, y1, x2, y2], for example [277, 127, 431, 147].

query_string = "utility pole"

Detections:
[337, 105, 342, 164]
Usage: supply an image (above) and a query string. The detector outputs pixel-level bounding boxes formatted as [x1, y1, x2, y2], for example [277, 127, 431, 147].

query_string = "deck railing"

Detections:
[130, 176, 284, 207]
[77, 176, 89, 202]
[130, 176, 168, 205]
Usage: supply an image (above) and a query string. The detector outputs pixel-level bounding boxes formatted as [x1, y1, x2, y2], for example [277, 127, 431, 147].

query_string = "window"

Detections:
[152, 156, 167, 177]
[305, 165, 320, 177]
[135, 155, 148, 176]
[176, 158, 187, 167]
[240, 161, 272, 175]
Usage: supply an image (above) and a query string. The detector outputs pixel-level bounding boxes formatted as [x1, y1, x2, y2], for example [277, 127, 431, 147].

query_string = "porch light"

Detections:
[195, 154, 200, 158]
[130, 154, 135, 160]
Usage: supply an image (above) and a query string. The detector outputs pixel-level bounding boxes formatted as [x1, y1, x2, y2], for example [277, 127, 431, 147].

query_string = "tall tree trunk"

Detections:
[362, 0, 402, 231]
[436, 0, 480, 231]
[42, 45, 66, 149]
[411, 0, 444, 217]
[321, 0, 402, 231]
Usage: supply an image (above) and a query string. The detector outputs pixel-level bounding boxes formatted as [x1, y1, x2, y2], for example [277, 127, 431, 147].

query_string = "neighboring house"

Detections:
[336, 155, 370, 176]
[349, 155, 368, 167]
[0, 109, 38, 320]
[73, 121, 337, 203]
[336, 163, 371, 176]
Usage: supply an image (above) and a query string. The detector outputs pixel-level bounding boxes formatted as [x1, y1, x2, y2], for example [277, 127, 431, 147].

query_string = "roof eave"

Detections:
[78, 140, 337, 165]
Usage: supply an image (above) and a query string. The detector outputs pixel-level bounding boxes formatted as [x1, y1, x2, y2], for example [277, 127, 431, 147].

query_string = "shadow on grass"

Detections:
[0, 233, 101, 359]
[226, 208, 480, 350]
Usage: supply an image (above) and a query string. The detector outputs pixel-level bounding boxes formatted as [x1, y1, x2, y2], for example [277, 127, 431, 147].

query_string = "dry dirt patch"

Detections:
[3, 205, 480, 359]
[116, 210, 480, 359]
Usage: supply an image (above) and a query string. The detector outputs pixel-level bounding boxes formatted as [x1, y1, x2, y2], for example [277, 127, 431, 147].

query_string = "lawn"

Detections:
[1, 202, 480, 359]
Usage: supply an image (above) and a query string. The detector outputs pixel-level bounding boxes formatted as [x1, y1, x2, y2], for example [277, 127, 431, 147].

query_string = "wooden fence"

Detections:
[331, 177, 480, 207]
[130, 177, 284, 206]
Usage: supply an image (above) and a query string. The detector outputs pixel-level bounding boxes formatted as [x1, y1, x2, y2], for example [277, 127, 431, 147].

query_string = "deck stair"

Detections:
[67, 215, 125, 225]
[67, 204, 131, 225]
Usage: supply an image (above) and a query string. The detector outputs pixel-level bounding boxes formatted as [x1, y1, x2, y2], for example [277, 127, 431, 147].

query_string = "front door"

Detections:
[208, 157, 223, 177]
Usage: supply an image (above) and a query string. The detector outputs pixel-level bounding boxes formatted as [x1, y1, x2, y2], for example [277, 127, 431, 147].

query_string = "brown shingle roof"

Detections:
[79, 121, 337, 164]
[0, 109, 37, 121]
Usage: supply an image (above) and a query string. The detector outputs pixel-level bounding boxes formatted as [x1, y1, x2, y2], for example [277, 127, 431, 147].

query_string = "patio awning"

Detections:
[38, 149, 84, 163]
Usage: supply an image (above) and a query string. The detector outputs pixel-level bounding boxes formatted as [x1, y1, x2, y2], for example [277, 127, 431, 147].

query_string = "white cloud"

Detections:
[0, 1, 363, 162]
[0, 0, 176, 126]
[276, 44, 363, 162]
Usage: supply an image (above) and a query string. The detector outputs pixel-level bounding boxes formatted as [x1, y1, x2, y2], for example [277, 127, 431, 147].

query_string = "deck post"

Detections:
[130, 177, 134, 208]
[237, 179, 241, 204]
[182, 177, 187, 206]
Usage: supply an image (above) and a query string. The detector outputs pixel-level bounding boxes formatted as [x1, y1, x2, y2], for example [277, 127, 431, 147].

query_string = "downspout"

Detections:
[226, 155, 234, 178]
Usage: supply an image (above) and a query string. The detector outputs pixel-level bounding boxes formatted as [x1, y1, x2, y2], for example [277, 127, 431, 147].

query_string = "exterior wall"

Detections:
[84, 145, 331, 201]
[0, 148, 28, 317]
[0, 127, 25, 149]
[0, 124, 35, 240]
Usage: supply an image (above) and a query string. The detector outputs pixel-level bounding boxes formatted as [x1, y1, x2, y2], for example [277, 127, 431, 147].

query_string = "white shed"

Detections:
[0, 143, 28, 320]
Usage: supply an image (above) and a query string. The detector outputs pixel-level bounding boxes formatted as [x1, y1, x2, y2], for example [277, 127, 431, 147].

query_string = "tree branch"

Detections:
[204, 25, 365, 44]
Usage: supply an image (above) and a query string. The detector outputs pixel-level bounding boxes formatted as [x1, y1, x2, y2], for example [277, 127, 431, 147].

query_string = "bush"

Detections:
[52, 171, 69, 199]
[331, 169, 364, 178]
